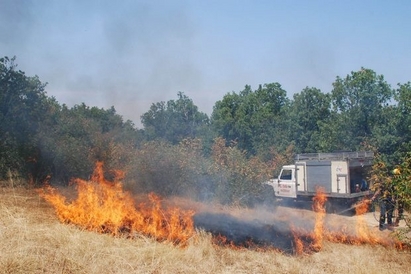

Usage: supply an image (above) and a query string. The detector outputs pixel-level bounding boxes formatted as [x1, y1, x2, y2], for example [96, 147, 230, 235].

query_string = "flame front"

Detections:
[39, 162, 195, 245]
[39, 164, 407, 253]
[311, 187, 327, 251]
[289, 188, 406, 254]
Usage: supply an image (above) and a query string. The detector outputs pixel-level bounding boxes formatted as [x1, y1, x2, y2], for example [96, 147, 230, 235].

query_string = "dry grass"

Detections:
[1, 187, 411, 274]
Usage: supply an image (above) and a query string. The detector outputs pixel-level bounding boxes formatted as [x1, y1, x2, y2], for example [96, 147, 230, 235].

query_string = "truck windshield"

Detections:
[280, 169, 292, 180]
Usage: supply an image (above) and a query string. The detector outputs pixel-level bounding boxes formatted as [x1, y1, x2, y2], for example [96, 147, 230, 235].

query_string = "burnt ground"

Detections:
[192, 202, 410, 253]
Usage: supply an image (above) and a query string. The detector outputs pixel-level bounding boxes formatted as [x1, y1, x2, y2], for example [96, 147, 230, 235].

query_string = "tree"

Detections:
[369, 152, 411, 227]
[211, 89, 244, 147]
[141, 92, 209, 144]
[328, 68, 393, 151]
[392, 153, 411, 217]
[250, 83, 290, 155]
[394, 82, 411, 156]
[211, 83, 290, 155]
[288, 87, 331, 153]
[35, 103, 143, 184]
[0, 56, 49, 179]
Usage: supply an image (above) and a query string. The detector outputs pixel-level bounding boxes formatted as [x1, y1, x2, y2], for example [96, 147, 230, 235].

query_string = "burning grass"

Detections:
[2, 187, 411, 273]
[38, 162, 195, 245]
[36, 163, 410, 255]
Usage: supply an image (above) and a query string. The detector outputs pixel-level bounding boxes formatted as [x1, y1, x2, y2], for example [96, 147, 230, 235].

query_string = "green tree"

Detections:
[395, 82, 411, 156]
[392, 153, 411, 216]
[0, 56, 49, 180]
[250, 83, 290, 155]
[211, 83, 290, 155]
[141, 92, 209, 144]
[328, 68, 393, 151]
[211, 89, 244, 147]
[288, 87, 331, 153]
[36, 103, 142, 184]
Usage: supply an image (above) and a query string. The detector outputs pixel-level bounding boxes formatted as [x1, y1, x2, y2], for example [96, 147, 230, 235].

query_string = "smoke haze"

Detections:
[1, 1, 410, 127]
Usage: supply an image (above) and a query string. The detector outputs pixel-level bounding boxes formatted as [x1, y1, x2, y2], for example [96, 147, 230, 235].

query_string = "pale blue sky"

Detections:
[1, 1, 410, 127]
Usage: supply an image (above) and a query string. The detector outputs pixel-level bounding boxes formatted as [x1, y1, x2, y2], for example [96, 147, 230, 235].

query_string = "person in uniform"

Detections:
[371, 180, 395, 231]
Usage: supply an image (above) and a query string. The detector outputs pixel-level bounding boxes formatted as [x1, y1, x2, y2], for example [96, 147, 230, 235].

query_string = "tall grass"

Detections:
[1, 187, 410, 274]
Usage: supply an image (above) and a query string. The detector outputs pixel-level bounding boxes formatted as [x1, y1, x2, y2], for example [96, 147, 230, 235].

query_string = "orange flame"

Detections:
[310, 187, 327, 252]
[290, 224, 304, 255]
[38, 163, 408, 253]
[323, 199, 403, 248]
[38, 162, 195, 245]
[290, 190, 407, 255]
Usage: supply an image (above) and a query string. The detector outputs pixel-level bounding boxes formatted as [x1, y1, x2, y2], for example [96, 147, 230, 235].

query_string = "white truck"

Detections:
[263, 151, 374, 212]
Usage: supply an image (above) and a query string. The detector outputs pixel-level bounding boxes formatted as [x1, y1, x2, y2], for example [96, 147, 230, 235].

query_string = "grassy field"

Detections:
[1, 186, 411, 274]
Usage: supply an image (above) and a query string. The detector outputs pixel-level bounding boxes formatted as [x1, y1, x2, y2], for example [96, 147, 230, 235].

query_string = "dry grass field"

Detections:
[1, 186, 411, 274]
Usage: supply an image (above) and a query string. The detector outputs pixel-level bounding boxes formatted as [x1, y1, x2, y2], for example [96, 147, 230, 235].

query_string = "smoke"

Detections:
[190, 199, 322, 254]
[2, 0, 409, 130]
[0, 0, 204, 127]
[193, 212, 298, 253]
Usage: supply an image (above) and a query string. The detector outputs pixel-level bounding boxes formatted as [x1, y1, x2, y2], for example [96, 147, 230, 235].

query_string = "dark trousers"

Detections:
[380, 199, 394, 227]
[396, 201, 404, 225]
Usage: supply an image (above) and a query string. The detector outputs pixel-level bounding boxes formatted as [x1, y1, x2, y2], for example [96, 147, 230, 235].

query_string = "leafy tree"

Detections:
[288, 87, 331, 153]
[210, 137, 273, 205]
[141, 92, 209, 144]
[369, 152, 411, 228]
[128, 138, 214, 199]
[394, 82, 411, 157]
[211, 83, 290, 155]
[211, 89, 244, 147]
[0, 56, 49, 180]
[328, 68, 393, 151]
[392, 153, 411, 215]
[250, 83, 290, 155]
[35, 103, 142, 184]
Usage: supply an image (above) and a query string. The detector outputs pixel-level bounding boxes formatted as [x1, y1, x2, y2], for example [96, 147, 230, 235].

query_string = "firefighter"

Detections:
[370, 179, 395, 231]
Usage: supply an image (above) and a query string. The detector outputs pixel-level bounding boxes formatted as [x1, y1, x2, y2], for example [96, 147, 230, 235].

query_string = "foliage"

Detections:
[127, 137, 276, 206]
[0, 56, 49, 180]
[391, 153, 411, 211]
[209, 137, 274, 205]
[37, 104, 141, 184]
[211, 83, 290, 155]
[0, 56, 143, 184]
[288, 87, 331, 153]
[141, 92, 210, 144]
[369, 152, 411, 227]
[394, 83, 411, 159]
[128, 138, 213, 200]
[1, 56, 410, 209]
[328, 68, 393, 151]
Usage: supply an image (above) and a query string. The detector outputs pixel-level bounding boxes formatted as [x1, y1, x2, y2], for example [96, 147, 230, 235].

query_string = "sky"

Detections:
[1, 0, 411, 128]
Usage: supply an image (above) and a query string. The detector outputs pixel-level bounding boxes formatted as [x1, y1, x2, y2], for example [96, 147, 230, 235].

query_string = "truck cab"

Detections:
[267, 165, 298, 198]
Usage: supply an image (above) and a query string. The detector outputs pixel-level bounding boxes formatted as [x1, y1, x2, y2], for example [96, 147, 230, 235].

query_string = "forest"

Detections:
[1, 55, 410, 206]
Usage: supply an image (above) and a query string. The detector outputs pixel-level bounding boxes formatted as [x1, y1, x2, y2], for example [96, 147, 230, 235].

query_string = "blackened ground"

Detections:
[193, 212, 304, 254]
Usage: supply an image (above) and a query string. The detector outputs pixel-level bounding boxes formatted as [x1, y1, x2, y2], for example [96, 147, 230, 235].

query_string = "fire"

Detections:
[39, 162, 195, 245]
[289, 189, 406, 255]
[323, 199, 402, 248]
[311, 187, 327, 251]
[290, 224, 304, 255]
[39, 163, 407, 253]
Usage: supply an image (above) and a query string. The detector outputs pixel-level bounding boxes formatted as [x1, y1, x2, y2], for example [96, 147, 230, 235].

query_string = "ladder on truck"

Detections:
[295, 151, 374, 167]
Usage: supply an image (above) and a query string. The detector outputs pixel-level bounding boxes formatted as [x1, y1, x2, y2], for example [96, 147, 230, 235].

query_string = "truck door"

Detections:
[277, 168, 297, 198]
[296, 162, 306, 192]
[331, 161, 349, 194]
[336, 175, 348, 194]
